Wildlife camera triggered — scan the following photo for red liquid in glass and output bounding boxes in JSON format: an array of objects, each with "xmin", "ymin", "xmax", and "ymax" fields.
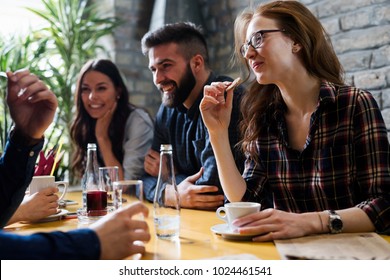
[{"xmin": 87, "ymin": 190, "xmax": 107, "ymax": 216}]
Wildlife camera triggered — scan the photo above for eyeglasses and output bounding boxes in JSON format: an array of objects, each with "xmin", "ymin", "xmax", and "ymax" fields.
[{"xmin": 240, "ymin": 29, "xmax": 285, "ymax": 57}]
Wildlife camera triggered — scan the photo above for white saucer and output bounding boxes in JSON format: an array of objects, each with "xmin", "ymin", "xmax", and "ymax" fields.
[
  {"xmin": 210, "ymin": 223, "xmax": 256, "ymax": 241},
  {"xmin": 37, "ymin": 209, "xmax": 69, "ymax": 223}
]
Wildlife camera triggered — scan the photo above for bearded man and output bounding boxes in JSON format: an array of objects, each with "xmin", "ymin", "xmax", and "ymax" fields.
[{"xmin": 141, "ymin": 22, "xmax": 244, "ymax": 210}]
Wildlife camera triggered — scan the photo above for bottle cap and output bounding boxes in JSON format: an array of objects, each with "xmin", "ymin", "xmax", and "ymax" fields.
[
  {"xmin": 87, "ymin": 143, "xmax": 97, "ymax": 149},
  {"xmin": 160, "ymin": 144, "xmax": 172, "ymax": 151}
]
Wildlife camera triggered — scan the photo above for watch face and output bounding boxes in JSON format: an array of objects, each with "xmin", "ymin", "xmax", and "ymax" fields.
[
  {"xmin": 332, "ymin": 218, "xmax": 343, "ymax": 231},
  {"xmin": 328, "ymin": 210, "xmax": 343, "ymax": 233}
]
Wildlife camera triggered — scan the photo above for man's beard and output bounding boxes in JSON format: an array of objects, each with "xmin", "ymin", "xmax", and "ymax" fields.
[{"xmin": 161, "ymin": 63, "xmax": 196, "ymax": 108}]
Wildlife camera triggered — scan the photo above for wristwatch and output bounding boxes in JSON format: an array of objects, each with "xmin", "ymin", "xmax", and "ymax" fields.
[{"xmin": 326, "ymin": 210, "xmax": 343, "ymax": 234}]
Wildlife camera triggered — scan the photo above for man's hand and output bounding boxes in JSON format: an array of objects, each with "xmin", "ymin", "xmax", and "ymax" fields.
[
  {"xmin": 144, "ymin": 148, "xmax": 160, "ymax": 177},
  {"xmin": 7, "ymin": 187, "xmax": 59, "ymax": 225},
  {"xmin": 165, "ymin": 168, "xmax": 225, "ymax": 210},
  {"xmin": 92, "ymin": 202, "xmax": 150, "ymax": 260},
  {"xmin": 6, "ymin": 69, "xmax": 58, "ymax": 139}
]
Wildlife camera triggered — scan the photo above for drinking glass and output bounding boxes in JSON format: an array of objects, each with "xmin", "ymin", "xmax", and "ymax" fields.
[
  {"xmin": 98, "ymin": 166, "xmax": 119, "ymax": 209},
  {"xmin": 113, "ymin": 180, "xmax": 143, "ymax": 211}
]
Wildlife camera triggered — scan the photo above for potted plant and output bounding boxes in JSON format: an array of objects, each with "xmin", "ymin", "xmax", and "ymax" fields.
[{"xmin": 0, "ymin": 0, "xmax": 122, "ymax": 183}]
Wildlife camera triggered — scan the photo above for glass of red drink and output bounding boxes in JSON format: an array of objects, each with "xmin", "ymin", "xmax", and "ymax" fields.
[{"xmin": 87, "ymin": 190, "xmax": 108, "ymax": 216}]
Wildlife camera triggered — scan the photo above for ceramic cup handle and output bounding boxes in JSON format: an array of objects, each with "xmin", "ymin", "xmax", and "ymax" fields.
[
  {"xmin": 54, "ymin": 181, "xmax": 69, "ymax": 200},
  {"xmin": 216, "ymin": 206, "xmax": 228, "ymax": 223}
]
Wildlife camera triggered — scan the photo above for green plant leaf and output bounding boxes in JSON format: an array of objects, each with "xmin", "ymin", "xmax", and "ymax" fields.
[{"xmin": 0, "ymin": 0, "xmax": 122, "ymax": 182}]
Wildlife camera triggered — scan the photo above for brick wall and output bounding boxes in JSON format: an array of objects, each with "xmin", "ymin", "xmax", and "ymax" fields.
[
  {"xmin": 303, "ymin": 0, "xmax": 390, "ymax": 134},
  {"xmin": 108, "ymin": 0, "xmax": 390, "ymax": 130}
]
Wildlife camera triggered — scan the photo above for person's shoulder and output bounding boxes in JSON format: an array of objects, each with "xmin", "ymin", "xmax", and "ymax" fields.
[
  {"xmin": 153, "ymin": 103, "xmax": 177, "ymax": 128},
  {"xmin": 132, "ymin": 107, "xmax": 153, "ymax": 122},
  {"xmin": 127, "ymin": 107, "xmax": 154, "ymax": 127},
  {"xmin": 333, "ymin": 83, "xmax": 374, "ymax": 100},
  {"xmin": 327, "ymin": 82, "xmax": 379, "ymax": 108}
]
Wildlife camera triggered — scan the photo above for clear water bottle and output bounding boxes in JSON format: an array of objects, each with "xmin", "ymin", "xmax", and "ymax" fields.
[
  {"xmin": 153, "ymin": 144, "xmax": 180, "ymax": 239},
  {"xmin": 82, "ymin": 143, "xmax": 106, "ymax": 215}
]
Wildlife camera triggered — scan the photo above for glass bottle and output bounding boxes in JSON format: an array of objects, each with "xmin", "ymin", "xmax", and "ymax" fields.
[
  {"xmin": 82, "ymin": 143, "xmax": 107, "ymax": 216},
  {"xmin": 153, "ymin": 144, "xmax": 180, "ymax": 239}
]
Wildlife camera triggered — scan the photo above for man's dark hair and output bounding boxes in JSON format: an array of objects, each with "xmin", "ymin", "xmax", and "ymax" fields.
[{"xmin": 141, "ymin": 22, "xmax": 209, "ymax": 67}]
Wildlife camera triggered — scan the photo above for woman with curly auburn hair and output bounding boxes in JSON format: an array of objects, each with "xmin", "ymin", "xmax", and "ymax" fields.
[{"xmin": 200, "ymin": 1, "xmax": 390, "ymax": 240}]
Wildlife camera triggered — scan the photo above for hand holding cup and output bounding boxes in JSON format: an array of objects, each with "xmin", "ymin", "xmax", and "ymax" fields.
[
  {"xmin": 216, "ymin": 202, "xmax": 261, "ymax": 230},
  {"xmin": 29, "ymin": 175, "xmax": 69, "ymax": 200}
]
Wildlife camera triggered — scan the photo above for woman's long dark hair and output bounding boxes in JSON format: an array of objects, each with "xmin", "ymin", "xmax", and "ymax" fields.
[{"xmin": 70, "ymin": 59, "xmax": 133, "ymax": 179}]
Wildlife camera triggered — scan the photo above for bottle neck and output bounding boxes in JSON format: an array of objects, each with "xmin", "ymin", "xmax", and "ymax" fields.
[
  {"xmin": 159, "ymin": 151, "xmax": 174, "ymax": 178},
  {"xmin": 155, "ymin": 148, "xmax": 179, "ymax": 209},
  {"xmin": 85, "ymin": 147, "xmax": 99, "ymax": 175}
]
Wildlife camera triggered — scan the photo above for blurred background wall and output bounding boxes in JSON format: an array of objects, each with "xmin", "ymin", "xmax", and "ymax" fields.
[
  {"xmin": 1, "ymin": 0, "xmax": 389, "ymax": 129},
  {"xmin": 102, "ymin": 0, "xmax": 390, "ymax": 134}
]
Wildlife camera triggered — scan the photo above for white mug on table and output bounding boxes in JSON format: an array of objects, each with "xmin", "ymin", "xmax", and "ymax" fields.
[
  {"xmin": 216, "ymin": 202, "xmax": 261, "ymax": 230},
  {"xmin": 29, "ymin": 175, "xmax": 69, "ymax": 200}
]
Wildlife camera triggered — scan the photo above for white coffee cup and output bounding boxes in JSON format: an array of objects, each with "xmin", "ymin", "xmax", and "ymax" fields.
[
  {"xmin": 29, "ymin": 175, "xmax": 69, "ymax": 200},
  {"xmin": 216, "ymin": 202, "xmax": 261, "ymax": 230}
]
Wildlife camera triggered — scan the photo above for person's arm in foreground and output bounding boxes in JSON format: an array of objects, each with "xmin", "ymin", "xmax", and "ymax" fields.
[
  {"xmin": 0, "ymin": 69, "xmax": 57, "ymax": 227},
  {"xmin": 6, "ymin": 187, "xmax": 59, "ymax": 225},
  {"xmin": 0, "ymin": 202, "xmax": 150, "ymax": 260}
]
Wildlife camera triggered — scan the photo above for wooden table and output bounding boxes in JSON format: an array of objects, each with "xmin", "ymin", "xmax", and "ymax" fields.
[
  {"xmin": 4, "ymin": 190, "xmax": 280, "ymax": 260},
  {"xmin": 5, "ymin": 190, "xmax": 390, "ymax": 260}
]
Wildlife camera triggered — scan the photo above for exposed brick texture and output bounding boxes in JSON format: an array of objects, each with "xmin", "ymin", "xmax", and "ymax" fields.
[{"xmin": 103, "ymin": 0, "xmax": 390, "ymax": 133}]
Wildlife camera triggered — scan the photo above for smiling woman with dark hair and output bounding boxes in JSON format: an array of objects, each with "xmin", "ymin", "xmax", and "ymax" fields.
[
  {"xmin": 70, "ymin": 59, "xmax": 153, "ymax": 181},
  {"xmin": 0, "ymin": 69, "xmax": 150, "ymax": 260}
]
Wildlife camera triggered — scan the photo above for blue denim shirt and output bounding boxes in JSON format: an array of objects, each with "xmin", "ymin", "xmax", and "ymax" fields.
[
  {"xmin": 142, "ymin": 73, "xmax": 245, "ymax": 202},
  {"xmin": 0, "ymin": 137, "xmax": 100, "ymax": 259},
  {"xmin": 0, "ymin": 136, "xmax": 43, "ymax": 227}
]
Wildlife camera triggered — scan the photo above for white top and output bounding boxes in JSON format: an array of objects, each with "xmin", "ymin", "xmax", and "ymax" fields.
[{"xmin": 122, "ymin": 108, "xmax": 154, "ymax": 180}]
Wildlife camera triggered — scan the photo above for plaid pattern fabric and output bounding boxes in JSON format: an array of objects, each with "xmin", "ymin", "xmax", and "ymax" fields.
[{"xmin": 242, "ymin": 82, "xmax": 390, "ymax": 233}]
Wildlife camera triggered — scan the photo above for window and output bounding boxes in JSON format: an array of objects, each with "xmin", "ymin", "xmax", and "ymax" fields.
[{"xmin": 0, "ymin": 0, "xmax": 45, "ymax": 37}]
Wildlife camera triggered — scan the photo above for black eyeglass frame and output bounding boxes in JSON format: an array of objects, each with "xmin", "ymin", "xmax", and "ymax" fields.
[{"xmin": 240, "ymin": 29, "xmax": 286, "ymax": 57}]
